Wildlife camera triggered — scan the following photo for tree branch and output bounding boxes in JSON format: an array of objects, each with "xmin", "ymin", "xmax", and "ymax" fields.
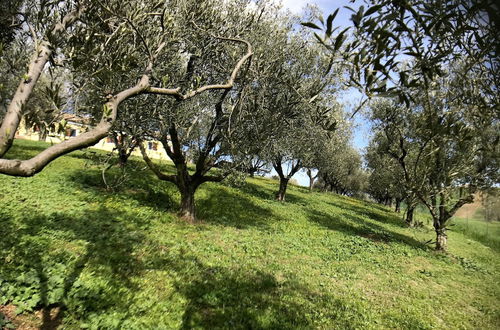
[
  {"xmin": 139, "ymin": 142, "xmax": 177, "ymax": 184},
  {"xmin": 0, "ymin": 75, "xmax": 150, "ymax": 176},
  {"xmin": 0, "ymin": 4, "xmax": 86, "ymax": 157},
  {"xmin": 146, "ymin": 34, "xmax": 252, "ymax": 100}
]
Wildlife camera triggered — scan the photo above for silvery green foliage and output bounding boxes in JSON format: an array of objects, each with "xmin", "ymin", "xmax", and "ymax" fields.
[
  {"xmin": 365, "ymin": 130, "xmax": 406, "ymax": 204},
  {"xmin": 369, "ymin": 62, "xmax": 499, "ymax": 248},
  {"xmin": 244, "ymin": 18, "xmax": 348, "ymax": 181}
]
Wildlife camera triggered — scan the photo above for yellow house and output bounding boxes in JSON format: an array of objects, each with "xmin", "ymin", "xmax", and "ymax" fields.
[{"xmin": 15, "ymin": 114, "xmax": 169, "ymax": 160}]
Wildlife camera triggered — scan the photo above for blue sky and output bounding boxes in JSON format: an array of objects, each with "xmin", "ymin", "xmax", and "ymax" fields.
[
  {"xmin": 280, "ymin": 0, "xmax": 358, "ymax": 27},
  {"xmin": 270, "ymin": 0, "xmax": 371, "ymax": 187}
]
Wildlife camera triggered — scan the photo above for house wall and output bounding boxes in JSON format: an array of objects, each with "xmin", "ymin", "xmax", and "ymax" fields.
[{"xmin": 15, "ymin": 118, "xmax": 170, "ymax": 160}]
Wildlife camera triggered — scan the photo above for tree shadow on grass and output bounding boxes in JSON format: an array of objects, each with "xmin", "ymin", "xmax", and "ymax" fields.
[
  {"xmin": 327, "ymin": 199, "xmax": 406, "ymax": 228},
  {"xmin": 66, "ymin": 167, "xmax": 178, "ymax": 212},
  {"xmin": 67, "ymin": 168, "xmax": 302, "ymax": 230},
  {"xmin": 197, "ymin": 185, "xmax": 280, "ymax": 229},
  {"xmin": 144, "ymin": 251, "xmax": 371, "ymax": 329},
  {"xmin": 0, "ymin": 206, "xmax": 147, "ymax": 329},
  {"xmin": 0, "ymin": 206, "xmax": 372, "ymax": 329},
  {"xmin": 239, "ymin": 180, "xmax": 309, "ymax": 205},
  {"xmin": 306, "ymin": 208, "xmax": 428, "ymax": 251}
]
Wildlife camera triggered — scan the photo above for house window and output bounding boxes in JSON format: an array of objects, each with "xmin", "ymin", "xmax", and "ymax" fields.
[
  {"xmin": 148, "ymin": 142, "xmax": 158, "ymax": 151},
  {"xmin": 65, "ymin": 128, "xmax": 76, "ymax": 136}
]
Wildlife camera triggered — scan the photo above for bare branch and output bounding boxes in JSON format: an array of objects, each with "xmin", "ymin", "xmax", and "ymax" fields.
[
  {"xmin": 0, "ymin": 75, "xmax": 150, "ymax": 176},
  {"xmin": 139, "ymin": 142, "xmax": 177, "ymax": 184},
  {"xmin": 147, "ymin": 34, "xmax": 253, "ymax": 100}
]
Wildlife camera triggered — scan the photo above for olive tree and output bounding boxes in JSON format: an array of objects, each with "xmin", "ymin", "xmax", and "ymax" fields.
[
  {"xmin": 106, "ymin": 0, "xmax": 289, "ymax": 221},
  {"xmin": 365, "ymin": 130, "xmax": 418, "ymax": 223},
  {"xmin": 311, "ymin": 0, "xmax": 499, "ymax": 250},
  {"xmin": 252, "ymin": 26, "xmax": 345, "ymax": 201},
  {"xmin": 0, "ymin": 0, "xmax": 252, "ymax": 177},
  {"xmin": 317, "ymin": 143, "xmax": 366, "ymax": 197},
  {"xmin": 370, "ymin": 67, "xmax": 499, "ymax": 250}
]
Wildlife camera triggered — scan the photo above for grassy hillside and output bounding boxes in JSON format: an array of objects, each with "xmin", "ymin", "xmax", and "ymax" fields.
[{"xmin": 1, "ymin": 140, "xmax": 499, "ymax": 329}]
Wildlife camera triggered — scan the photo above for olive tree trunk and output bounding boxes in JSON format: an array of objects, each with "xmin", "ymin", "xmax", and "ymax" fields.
[
  {"xmin": 272, "ymin": 158, "xmax": 301, "ymax": 202},
  {"xmin": 405, "ymin": 204, "xmax": 416, "ymax": 227},
  {"xmin": 395, "ymin": 198, "xmax": 402, "ymax": 213},
  {"xmin": 435, "ymin": 226, "xmax": 447, "ymax": 251},
  {"xmin": 179, "ymin": 184, "xmax": 196, "ymax": 223},
  {"xmin": 276, "ymin": 177, "xmax": 289, "ymax": 201},
  {"xmin": 424, "ymin": 192, "xmax": 474, "ymax": 251}
]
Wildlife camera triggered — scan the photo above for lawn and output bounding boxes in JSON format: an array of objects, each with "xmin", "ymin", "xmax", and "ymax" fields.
[{"xmin": 1, "ymin": 139, "xmax": 499, "ymax": 329}]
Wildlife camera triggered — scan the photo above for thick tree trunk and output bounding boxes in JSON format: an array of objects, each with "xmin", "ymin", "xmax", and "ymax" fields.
[
  {"xmin": 435, "ymin": 227, "xmax": 447, "ymax": 251},
  {"xmin": 276, "ymin": 177, "xmax": 289, "ymax": 201},
  {"xmin": 405, "ymin": 205, "xmax": 416, "ymax": 227},
  {"xmin": 179, "ymin": 187, "xmax": 196, "ymax": 223}
]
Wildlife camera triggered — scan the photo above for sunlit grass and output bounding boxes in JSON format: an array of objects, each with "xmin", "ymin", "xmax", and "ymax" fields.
[{"xmin": 0, "ymin": 139, "xmax": 499, "ymax": 329}]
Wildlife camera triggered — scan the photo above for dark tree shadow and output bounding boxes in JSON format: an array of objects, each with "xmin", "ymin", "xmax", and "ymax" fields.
[
  {"xmin": 0, "ymin": 206, "xmax": 147, "ymax": 329},
  {"xmin": 0, "ymin": 205, "xmax": 374, "ymax": 329},
  {"xmin": 327, "ymin": 199, "xmax": 406, "ymax": 228},
  {"xmin": 306, "ymin": 208, "xmax": 429, "ymax": 251},
  {"xmin": 239, "ymin": 181, "xmax": 309, "ymax": 205},
  {"xmin": 67, "ymin": 167, "xmax": 178, "ymax": 213},
  {"xmin": 142, "ymin": 252, "xmax": 370, "ymax": 329},
  {"xmin": 197, "ymin": 185, "xmax": 279, "ymax": 229}
]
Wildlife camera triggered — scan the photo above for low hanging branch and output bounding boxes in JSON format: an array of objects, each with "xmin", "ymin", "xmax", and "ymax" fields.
[
  {"xmin": 0, "ymin": 30, "xmax": 253, "ymax": 177},
  {"xmin": 0, "ymin": 75, "xmax": 150, "ymax": 176},
  {"xmin": 0, "ymin": 4, "xmax": 86, "ymax": 158}
]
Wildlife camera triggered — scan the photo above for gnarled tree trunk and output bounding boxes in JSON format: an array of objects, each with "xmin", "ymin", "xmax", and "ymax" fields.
[
  {"xmin": 272, "ymin": 158, "xmax": 301, "ymax": 202},
  {"xmin": 435, "ymin": 227, "xmax": 447, "ymax": 251},
  {"xmin": 179, "ymin": 185, "xmax": 196, "ymax": 223},
  {"xmin": 405, "ymin": 204, "xmax": 416, "ymax": 227},
  {"xmin": 276, "ymin": 177, "xmax": 289, "ymax": 201}
]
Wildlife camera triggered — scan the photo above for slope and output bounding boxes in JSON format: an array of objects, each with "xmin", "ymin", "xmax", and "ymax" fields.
[{"xmin": 0, "ymin": 139, "xmax": 499, "ymax": 329}]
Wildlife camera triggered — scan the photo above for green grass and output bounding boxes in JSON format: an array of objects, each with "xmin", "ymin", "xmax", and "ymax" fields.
[
  {"xmin": 449, "ymin": 217, "xmax": 500, "ymax": 252},
  {"xmin": 1, "ymin": 139, "xmax": 499, "ymax": 329}
]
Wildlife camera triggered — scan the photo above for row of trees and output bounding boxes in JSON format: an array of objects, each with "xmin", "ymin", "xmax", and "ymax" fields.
[
  {"xmin": 1, "ymin": 0, "xmax": 498, "ymax": 250},
  {"xmin": 0, "ymin": 0, "xmax": 356, "ymax": 222},
  {"xmin": 323, "ymin": 0, "xmax": 499, "ymax": 250}
]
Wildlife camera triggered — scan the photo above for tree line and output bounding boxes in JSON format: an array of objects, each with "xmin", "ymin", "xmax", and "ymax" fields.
[{"xmin": 0, "ymin": 0, "xmax": 498, "ymax": 250}]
